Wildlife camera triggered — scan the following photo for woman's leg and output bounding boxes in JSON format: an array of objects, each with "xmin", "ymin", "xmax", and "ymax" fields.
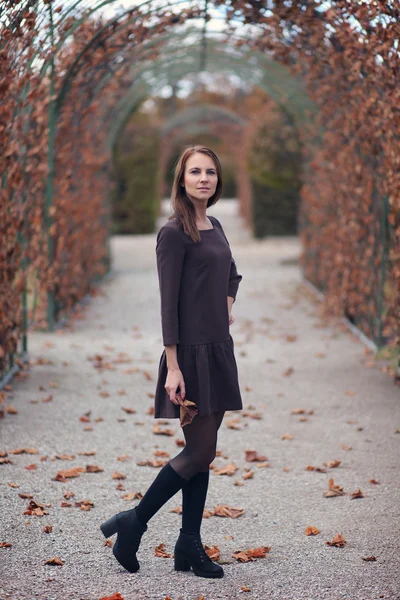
[
  {"xmin": 181, "ymin": 410, "xmax": 225, "ymax": 534},
  {"xmin": 134, "ymin": 412, "xmax": 221, "ymax": 527}
]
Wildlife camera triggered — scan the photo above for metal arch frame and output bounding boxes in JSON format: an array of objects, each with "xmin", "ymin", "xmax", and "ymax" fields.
[{"xmin": 161, "ymin": 103, "xmax": 247, "ymax": 134}]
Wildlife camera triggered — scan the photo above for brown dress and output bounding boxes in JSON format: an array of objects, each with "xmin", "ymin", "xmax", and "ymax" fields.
[{"xmin": 154, "ymin": 214, "xmax": 243, "ymax": 419}]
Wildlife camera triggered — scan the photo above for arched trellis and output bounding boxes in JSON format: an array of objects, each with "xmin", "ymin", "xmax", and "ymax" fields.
[{"xmin": 1, "ymin": 0, "xmax": 399, "ymax": 386}]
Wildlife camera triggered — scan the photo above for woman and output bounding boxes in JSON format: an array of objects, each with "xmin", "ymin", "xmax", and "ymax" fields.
[{"xmin": 100, "ymin": 145, "xmax": 243, "ymax": 579}]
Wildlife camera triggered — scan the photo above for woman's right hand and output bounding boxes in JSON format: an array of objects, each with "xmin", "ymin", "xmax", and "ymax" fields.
[{"xmin": 165, "ymin": 368, "xmax": 186, "ymax": 405}]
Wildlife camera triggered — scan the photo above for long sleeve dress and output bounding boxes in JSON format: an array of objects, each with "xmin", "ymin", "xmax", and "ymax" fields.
[{"xmin": 154, "ymin": 214, "xmax": 243, "ymax": 419}]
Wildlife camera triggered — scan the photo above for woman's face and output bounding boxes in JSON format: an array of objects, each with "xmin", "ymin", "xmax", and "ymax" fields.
[{"xmin": 182, "ymin": 152, "xmax": 218, "ymax": 204}]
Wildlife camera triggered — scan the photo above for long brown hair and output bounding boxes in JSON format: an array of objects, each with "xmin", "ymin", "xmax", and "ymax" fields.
[{"xmin": 167, "ymin": 145, "xmax": 223, "ymax": 243}]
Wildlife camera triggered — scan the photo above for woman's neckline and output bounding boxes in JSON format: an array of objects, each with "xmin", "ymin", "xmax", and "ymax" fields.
[{"xmin": 198, "ymin": 216, "xmax": 215, "ymax": 231}]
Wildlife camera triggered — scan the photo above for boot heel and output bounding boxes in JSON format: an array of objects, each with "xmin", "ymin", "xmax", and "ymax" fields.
[
  {"xmin": 174, "ymin": 552, "xmax": 191, "ymax": 571},
  {"xmin": 100, "ymin": 514, "xmax": 118, "ymax": 538}
]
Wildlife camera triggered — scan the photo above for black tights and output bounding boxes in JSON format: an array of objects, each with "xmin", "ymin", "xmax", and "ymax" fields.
[
  {"xmin": 170, "ymin": 410, "xmax": 225, "ymax": 479},
  {"xmin": 135, "ymin": 410, "xmax": 225, "ymax": 528}
]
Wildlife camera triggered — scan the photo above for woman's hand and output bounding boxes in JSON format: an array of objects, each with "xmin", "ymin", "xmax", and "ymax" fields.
[
  {"xmin": 165, "ymin": 368, "xmax": 186, "ymax": 405},
  {"xmin": 229, "ymin": 313, "xmax": 235, "ymax": 325}
]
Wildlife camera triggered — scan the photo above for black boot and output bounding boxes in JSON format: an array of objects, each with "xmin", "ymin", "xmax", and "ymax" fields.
[
  {"xmin": 100, "ymin": 507, "xmax": 147, "ymax": 573},
  {"xmin": 174, "ymin": 528, "xmax": 224, "ymax": 578}
]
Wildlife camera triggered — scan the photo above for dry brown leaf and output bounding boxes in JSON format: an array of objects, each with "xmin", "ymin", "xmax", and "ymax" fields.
[
  {"xmin": 350, "ymin": 488, "xmax": 364, "ymax": 499},
  {"xmin": 305, "ymin": 526, "xmax": 321, "ymax": 536},
  {"xmin": 323, "ymin": 477, "xmax": 345, "ymax": 497},
  {"xmin": 121, "ymin": 491, "xmax": 142, "ymax": 501},
  {"xmin": 245, "ymin": 450, "xmax": 268, "ymax": 462},
  {"xmin": 323, "ymin": 460, "xmax": 341, "ymax": 468},
  {"xmin": 9, "ymin": 448, "xmax": 38, "ymax": 455},
  {"xmin": 232, "ymin": 546, "xmax": 271, "ymax": 562},
  {"xmin": 213, "ymin": 463, "xmax": 238, "ymax": 476},
  {"xmin": 213, "ymin": 505, "xmax": 244, "ymax": 519},
  {"xmin": 112, "ymin": 471, "xmax": 126, "ymax": 480},
  {"xmin": 243, "ymin": 470, "xmax": 254, "ymax": 480},
  {"xmin": 326, "ymin": 533, "xmax": 347, "ymax": 547},
  {"xmin": 153, "ymin": 424, "xmax": 174, "ymax": 436},
  {"xmin": 44, "ymin": 556, "xmax": 64, "ymax": 566},
  {"xmin": 204, "ymin": 544, "xmax": 220, "ymax": 560},
  {"xmin": 281, "ymin": 433, "xmax": 293, "ymax": 440},
  {"xmin": 154, "ymin": 543, "xmax": 171, "ymax": 558},
  {"xmin": 121, "ymin": 407, "xmax": 136, "ymax": 414}
]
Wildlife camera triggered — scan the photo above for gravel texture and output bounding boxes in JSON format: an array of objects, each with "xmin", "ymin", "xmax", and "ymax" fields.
[{"xmin": 0, "ymin": 200, "xmax": 399, "ymax": 600}]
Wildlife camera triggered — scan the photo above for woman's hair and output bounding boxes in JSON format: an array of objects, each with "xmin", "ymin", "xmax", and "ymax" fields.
[{"xmin": 168, "ymin": 145, "xmax": 223, "ymax": 243}]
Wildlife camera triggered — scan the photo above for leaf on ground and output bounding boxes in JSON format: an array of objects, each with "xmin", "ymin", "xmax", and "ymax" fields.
[
  {"xmin": 0, "ymin": 542, "xmax": 12, "ymax": 548},
  {"xmin": 326, "ymin": 533, "xmax": 347, "ymax": 547},
  {"xmin": 8, "ymin": 482, "xmax": 19, "ymax": 488},
  {"xmin": 25, "ymin": 464, "xmax": 37, "ymax": 470},
  {"xmin": 85, "ymin": 464, "xmax": 104, "ymax": 473},
  {"xmin": 369, "ymin": 479, "xmax": 380, "ymax": 485},
  {"xmin": 24, "ymin": 499, "xmax": 50, "ymax": 517},
  {"xmin": 204, "ymin": 544, "xmax": 220, "ymax": 560},
  {"xmin": 305, "ymin": 526, "xmax": 321, "ymax": 535},
  {"xmin": 350, "ymin": 488, "xmax": 364, "ymax": 499},
  {"xmin": 121, "ymin": 491, "xmax": 142, "ymax": 501},
  {"xmin": 76, "ymin": 450, "xmax": 96, "ymax": 456},
  {"xmin": 226, "ymin": 418, "xmax": 244, "ymax": 430},
  {"xmin": 43, "ymin": 525, "xmax": 53, "ymax": 533},
  {"xmin": 232, "ymin": 546, "xmax": 271, "ymax": 562},
  {"xmin": 153, "ymin": 424, "xmax": 174, "ymax": 436},
  {"xmin": 361, "ymin": 555, "xmax": 377, "ymax": 561},
  {"xmin": 341, "ymin": 444, "xmax": 352, "ymax": 451},
  {"xmin": 281, "ymin": 433, "xmax": 293, "ymax": 440},
  {"xmin": 75, "ymin": 499, "xmax": 94, "ymax": 511},
  {"xmin": 213, "ymin": 463, "xmax": 238, "ymax": 476},
  {"xmin": 323, "ymin": 477, "xmax": 345, "ymax": 497},
  {"xmin": 154, "ymin": 543, "xmax": 171, "ymax": 558},
  {"xmin": 242, "ymin": 470, "xmax": 254, "ymax": 480},
  {"xmin": 55, "ymin": 454, "xmax": 75, "ymax": 461},
  {"xmin": 112, "ymin": 471, "xmax": 126, "ymax": 480},
  {"xmin": 306, "ymin": 465, "xmax": 327, "ymax": 473},
  {"xmin": 55, "ymin": 467, "xmax": 85, "ymax": 481},
  {"xmin": 136, "ymin": 458, "xmax": 169, "ymax": 468},
  {"xmin": 117, "ymin": 454, "xmax": 130, "ymax": 461},
  {"xmin": 9, "ymin": 448, "xmax": 38, "ymax": 455},
  {"xmin": 170, "ymin": 505, "xmax": 182, "ymax": 514},
  {"xmin": 44, "ymin": 556, "xmax": 64, "ymax": 566},
  {"xmin": 121, "ymin": 407, "xmax": 136, "ymax": 414},
  {"xmin": 241, "ymin": 411, "xmax": 263, "ymax": 419},
  {"xmin": 323, "ymin": 460, "xmax": 341, "ymax": 468},
  {"xmin": 245, "ymin": 450, "xmax": 268, "ymax": 462},
  {"xmin": 99, "ymin": 593, "xmax": 124, "ymax": 600},
  {"xmin": 282, "ymin": 367, "xmax": 294, "ymax": 377},
  {"xmin": 153, "ymin": 450, "xmax": 170, "ymax": 457},
  {"xmin": 213, "ymin": 505, "xmax": 244, "ymax": 519}
]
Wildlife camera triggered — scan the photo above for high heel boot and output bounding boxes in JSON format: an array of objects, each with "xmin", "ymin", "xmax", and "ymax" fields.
[
  {"xmin": 174, "ymin": 528, "xmax": 224, "ymax": 578},
  {"xmin": 100, "ymin": 507, "xmax": 147, "ymax": 573}
]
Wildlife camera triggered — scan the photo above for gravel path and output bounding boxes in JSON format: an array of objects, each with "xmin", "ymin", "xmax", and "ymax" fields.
[{"xmin": 0, "ymin": 200, "xmax": 399, "ymax": 600}]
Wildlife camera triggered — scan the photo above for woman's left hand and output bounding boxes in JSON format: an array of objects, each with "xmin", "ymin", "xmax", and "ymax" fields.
[{"xmin": 229, "ymin": 313, "xmax": 234, "ymax": 325}]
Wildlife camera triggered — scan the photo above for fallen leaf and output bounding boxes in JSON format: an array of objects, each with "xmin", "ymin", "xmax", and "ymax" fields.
[
  {"xmin": 326, "ymin": 533, "xmax": 347, "ymax": 547},
  {"xmin": 213, "ymin": 463, "xmax": 238, "ymax": 476},
  {"xmin": 323, "ymin": 477, "xmax": 345, "ymax": 497},
  {"xmin": 154, "ymin": 543, "xmax": 171, "ymax": 558},
  {"xmin": 213, "ymin": 505, "xmax": 244, "ymax": 519},
  {"xmin": 305, "ymin": 526, "xmax": 321, "ymax": 535}
]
